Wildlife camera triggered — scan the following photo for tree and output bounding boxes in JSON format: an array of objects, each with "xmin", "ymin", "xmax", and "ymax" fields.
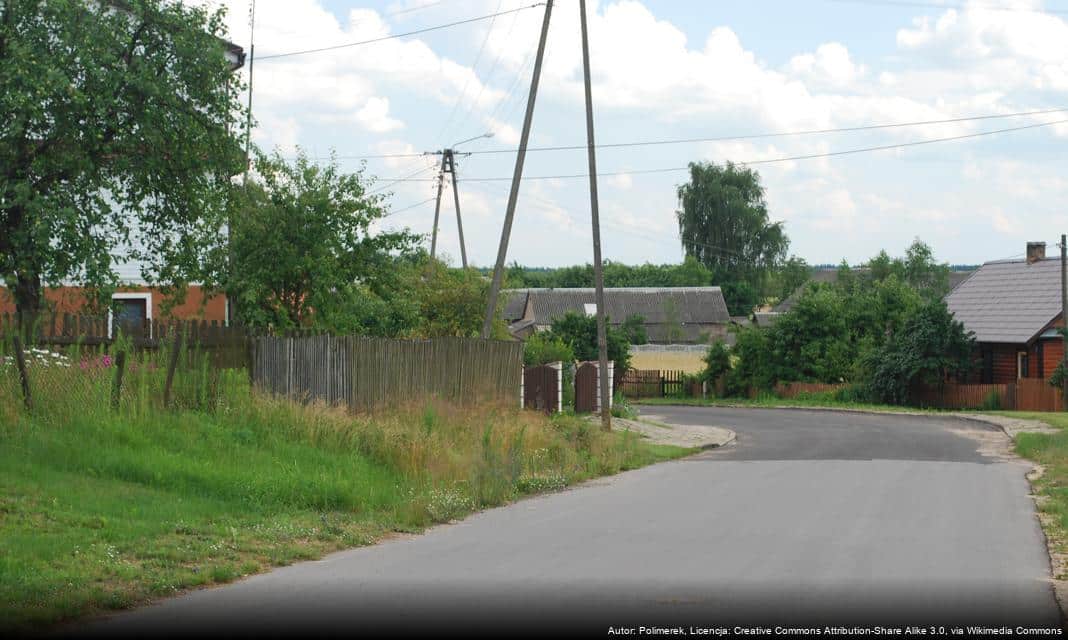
[
  {"xmin": 701, "ymin": 339, "xmax": 731, "ymax": 383},
  {"xmin": 229, "ymin": 150, "xmax": 416, "ymax": 330},
  {"xmin": 523, "ymin": 332, "xmax": 575, "ymax": 366},
  {"xmin": 769, "ymin": 255, "xmax": 811, "ymax": 305},
  {"xmin": 676, "ymin": 161, "xmax": 789, "ymax": 313},
  {"xmin": 863, "ymin": 301, "xmax": 975, "ymax": 405},
  {"xmin": 546, "ymin": 311, "xmax": 632, "ymax": 376},
  {"xmin": 1, "ymin": 1, "xmax": 246, "ymax": 317},
  {"xmin": 621, "ymin": 314, "xmax": 648, "ymax": 345}
]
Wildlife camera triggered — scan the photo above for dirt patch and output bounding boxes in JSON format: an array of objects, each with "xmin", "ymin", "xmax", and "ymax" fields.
[{"xmin": 607, "ymin": 416, "xmax": 734, "ymax": 449}]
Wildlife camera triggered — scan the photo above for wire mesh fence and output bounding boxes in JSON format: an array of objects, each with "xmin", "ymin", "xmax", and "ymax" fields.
[{"xmin": 0, "ymin": 332, "xmax": 248, "ymax": 423}]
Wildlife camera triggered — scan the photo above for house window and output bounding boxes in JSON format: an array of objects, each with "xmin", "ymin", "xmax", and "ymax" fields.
[
  {"xmin": 1017, "ymin": 351, "xmax": 1029, "ymax": 379},
  {"xmin": 110, "ymin": 293, "xmax": 152, "ymax": 338},
  {"xmin": 1037, "ymin": 342, "xmax": 1045, "ymax": 380}
]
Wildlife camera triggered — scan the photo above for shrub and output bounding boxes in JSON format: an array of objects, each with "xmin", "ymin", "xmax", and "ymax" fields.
[
  {"xmin": 700, "ymin": 339, "xmax": 731, "ymax": 383},
  {"xmin": 523, "ymin": 332, "xmax": 575, "ymax": 367}
]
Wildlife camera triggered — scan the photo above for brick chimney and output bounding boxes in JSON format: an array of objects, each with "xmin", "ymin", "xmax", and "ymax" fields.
[{"xmin": 1027, "ymin": 241, "xmax": 1046, "ymax": 264}]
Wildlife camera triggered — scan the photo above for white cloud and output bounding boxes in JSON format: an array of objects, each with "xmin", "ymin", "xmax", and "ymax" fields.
[{"xmin": 355, "ymin": 97, "xmax": 404, "ymax": 133}]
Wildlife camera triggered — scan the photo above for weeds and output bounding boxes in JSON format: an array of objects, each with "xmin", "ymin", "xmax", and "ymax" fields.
[{"xmin": 0, "ymin": 358, "xmax": 689, "ymax": 632}]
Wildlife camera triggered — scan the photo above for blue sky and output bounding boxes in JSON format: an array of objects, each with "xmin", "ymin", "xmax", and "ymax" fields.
[{"xmin": 199, "ymin": 0, "xmax": 1068, "ymax": 267}]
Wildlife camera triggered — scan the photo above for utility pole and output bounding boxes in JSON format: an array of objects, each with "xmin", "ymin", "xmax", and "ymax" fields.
[
  {"xmin": 579, "ymin": 0, "xmax": 610, "ymax": 431},
  {"xmin": 1061, "ymin": 234, "xmax": 1066, "ymax": 409},
  {"xmin": 232, "ymin": 0, "xmax": 256, "ymax": 328},
  {"xmin": 429, "ymin": 151, "xmax": 448, "ymax": 261},
  {"xmin": 428, "ymin": 134, "xmax": 490, "ymax": 268},
  {"xmin": 447, "ymin": 150, "xmax": 468, "ymax": 269},
  {"xmin": 482, "ymin": 0, "xmax": 554, "ymax": 338}
]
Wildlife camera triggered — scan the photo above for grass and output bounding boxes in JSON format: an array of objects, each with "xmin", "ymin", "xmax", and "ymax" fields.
[
  {"xmin": 0, "ymin": 348, "xmax": 690, "ymax": 632},
  {"xmin": 998, "ymin": 411, "xmax": 1068, "ymax": 580}
]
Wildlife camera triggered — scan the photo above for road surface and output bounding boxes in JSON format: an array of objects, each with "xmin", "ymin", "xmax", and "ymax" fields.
[{"xmin": 76, "ymin": 407, "xmax": 1061, "ymax": 635}]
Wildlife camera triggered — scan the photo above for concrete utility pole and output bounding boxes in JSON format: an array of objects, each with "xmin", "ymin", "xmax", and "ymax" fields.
[
  {"xmin": 482, "ymin": 0, "xmax": 554, "ymax": 338},
  {"xmin": 447, "ymin": 151, "xmax": 468, "ymax": 269},
  {"xmin": 428, "ymin": 134, "xmax": 490, "ymax": 268},
  {"xmin": 1061, "ymin": 234, "xmax": 1066, "ymax": 409},
  {"xmin": 429, "ymin": 151, "xmax": 448, "ymax": 261},
  {"xmin": 579, "ymin": 0, "xmax": 610, "ymax": 431}
]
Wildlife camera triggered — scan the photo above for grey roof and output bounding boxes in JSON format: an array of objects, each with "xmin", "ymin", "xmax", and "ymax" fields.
[
  {"xmin": 503, "ymin": 287, "xmax": 730, "ymax": 326},
  {"xmin": 944, "ymin": 258, "xmax": 1061, "ymax": 344},
  {"xmin": 753, "ymin": 312, "xmax": 782, "ymax": 328}
]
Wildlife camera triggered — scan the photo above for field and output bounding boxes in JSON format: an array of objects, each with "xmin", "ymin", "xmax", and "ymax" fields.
[
  {"xmin": 0, "ymin": 345, "xmax": 689, "ymax": 631},
  {"xmin": 629, "ymin": 350, "xmax": 705, "ymax": 374}
]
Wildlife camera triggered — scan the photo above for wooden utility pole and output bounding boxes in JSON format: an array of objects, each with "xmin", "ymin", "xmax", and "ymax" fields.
[
  {"xmin": 579, "ymin": 0, "xmax": 610, "ymax": 431},
  {"xmin": 482, "ymin": 0, "xmax": 554, "ymax": 338},
  {"xmin": 1061, "ymin": 234, "xmax": 1066, "ymax": 409}
]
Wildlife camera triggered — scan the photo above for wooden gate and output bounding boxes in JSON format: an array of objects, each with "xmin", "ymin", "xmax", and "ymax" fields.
[
  {"xmin": 575, "ymin": 362, "xmax": 598, "ymax": 413},
  {"xmin": 523, "ymin": 365, "xmax": 559, "ymax": 414}
]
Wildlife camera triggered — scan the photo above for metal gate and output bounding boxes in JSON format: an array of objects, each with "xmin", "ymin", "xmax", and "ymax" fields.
[
  {"xmin": 523, "ymin": 365, "xmax": 559, "ymax": 414},
  {"xmin": 575, "ymin": 362, "xmax": 598, "ymax": 413}
]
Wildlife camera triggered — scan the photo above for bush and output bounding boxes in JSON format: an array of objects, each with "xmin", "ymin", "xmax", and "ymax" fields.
[
  {"xmin": 700, "ymin": 339, "xmax": 731, "ymax": 383},
  {"xmin": 523, "ymin": 332, "xmax": 575, "ymax": 367}
]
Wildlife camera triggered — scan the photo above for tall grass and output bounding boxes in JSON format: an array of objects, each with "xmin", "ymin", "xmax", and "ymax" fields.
[{"xmin": 0, "ymin": 345, "xmax": 688, "ymax": 631}]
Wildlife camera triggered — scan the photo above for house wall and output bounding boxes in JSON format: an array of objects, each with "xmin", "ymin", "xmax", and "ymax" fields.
[{"xmin": 0, "ymin": 285, "xmax": 227, "ymax": 323}]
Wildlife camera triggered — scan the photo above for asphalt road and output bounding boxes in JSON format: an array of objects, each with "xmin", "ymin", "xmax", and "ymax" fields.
[{"xmin": 74, "ymin": 407, "xmax": 1061, "ymax": 635}]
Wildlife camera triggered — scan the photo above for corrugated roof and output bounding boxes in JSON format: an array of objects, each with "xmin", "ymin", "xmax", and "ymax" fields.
[
  {"xmin": 504, "ymin": 287, "xmax": 729, "ymax": 325},
  {"xmin": 945, "ymin": 258, "xmax": 1061, "ymax": 343}
]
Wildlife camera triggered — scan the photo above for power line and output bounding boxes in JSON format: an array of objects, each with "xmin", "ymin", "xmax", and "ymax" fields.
[
  {"xmin": 827, "ymin": 0, "xmax": 1068, "ymax": 15},
  {"xmin": 328, "ymin": 106, "xmax": 1068, "ymax": 160},
  {"xmin": 385, "ymin": 197, "xmax": 438, "ymax": 217},
  {"xmin": 257, "ymin": 3, "xmax": 546, "ymax": 61},
  {"xmin": 372, "ymin": 116, "xmax": 1068, "ymax": 182},
  {"xmin": 431, "ymin": 0, "xmax": 505, "ymax": 146},
  {"xmin": 366, "ymin": 162, "xmax": 438, "ymax": 195}
]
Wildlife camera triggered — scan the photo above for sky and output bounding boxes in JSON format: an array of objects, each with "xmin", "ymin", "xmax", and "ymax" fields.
[{"xmin": 192, "ymin": 0, "xmax": 1068, "ymax": 268}]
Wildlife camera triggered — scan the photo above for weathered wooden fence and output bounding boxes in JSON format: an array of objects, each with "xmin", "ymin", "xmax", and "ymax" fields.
[
  {"xmin": 249, "ymin": 335, "xmax": 523, "ymax": 412},
  {"xmin": 523, "ymin": 364, "xmax": 561, "ymax": 414}
]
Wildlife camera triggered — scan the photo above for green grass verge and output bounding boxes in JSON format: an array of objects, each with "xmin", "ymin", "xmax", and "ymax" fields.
[
  {"xmin": 1001, "ymin": 412, "xmax": 1068, "ymax": 580},
  {"xmin": 0, "ymin": 367, "xmax": 689, "ymax": 632}
]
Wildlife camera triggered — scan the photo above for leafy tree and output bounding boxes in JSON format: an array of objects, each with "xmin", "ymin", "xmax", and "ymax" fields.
[
  {"xmin": 863, "ymin": 301, "xmax": 975, "ymax": 405},
  {"xmin": 676, "ymin": 161, "xmax": 789, "ymax": 313},
  {"xmin": 1, "ymin": 0, "xmax": 246, "ymax": 317},
  {"xmin": 769, "ymin": 255, "xmax": 811, "ymax": 305},
  {"xmin": 621, "ymin": 314, "xmax": 648, "ymax": 345},
  {"xmin": 701, "ymin": 339, "xmax": 731, "ymax": 383},
  {"xmin": 523, "ymin": 332, "xmax": 575, "ymax": 366},
  {"xmin": 229, "ymin": 150, "xmax": 416, "ymax": 329},
  {"xmin": 408, "ymin": 259, "xmax": 508, "ymax": 338},
  {"xmin": 546, "ymin": 311, "xmax": 632, "ymax": 376}
]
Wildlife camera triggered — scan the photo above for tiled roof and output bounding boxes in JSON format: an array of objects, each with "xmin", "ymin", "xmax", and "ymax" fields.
[
  {"xmin": 945, "ymin": 258, "xmax": 1061, "ymax": 344},
  {"xmin": 502, "ymin": 287, "xmax": 730, "ymax": 327}
]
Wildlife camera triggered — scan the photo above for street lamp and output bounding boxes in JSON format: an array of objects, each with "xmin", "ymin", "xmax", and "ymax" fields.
[{"xmin": 451, "ymin": 132, "xmax": 494, "ymax": 149}]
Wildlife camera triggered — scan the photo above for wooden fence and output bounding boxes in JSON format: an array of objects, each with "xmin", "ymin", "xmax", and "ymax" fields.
[
  {"xmin": 619, "ymin": 369, "xmax": 686, "ymax": 398},
  {"xmin": 0, "ymin": 312, "xmax": 249, "ymax": 368},
  {"xmin": 249, "ymin": 335, "xmax": 523, "ymax": 412},
  {"xmin": 914, "ymin": 380, "xmax": 1063, "ymax": 411}
]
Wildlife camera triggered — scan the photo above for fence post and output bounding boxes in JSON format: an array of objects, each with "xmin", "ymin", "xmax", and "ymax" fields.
[
  {"xmin": 111, "ymin": 351, "xmax": 126, "ymax": 412},
  {"xmin": 12, "ymin": 335, "xmax": 32, "ymax": 410},
  {"xmin": 163, "ymin": 332, "xmax": 183, "ymax": 409}
]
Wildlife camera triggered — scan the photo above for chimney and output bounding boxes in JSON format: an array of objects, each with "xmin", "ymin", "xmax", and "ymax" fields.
[{"xmin": 1027, "ymin": 242, "xmax": 1046, "ymax": 264}]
